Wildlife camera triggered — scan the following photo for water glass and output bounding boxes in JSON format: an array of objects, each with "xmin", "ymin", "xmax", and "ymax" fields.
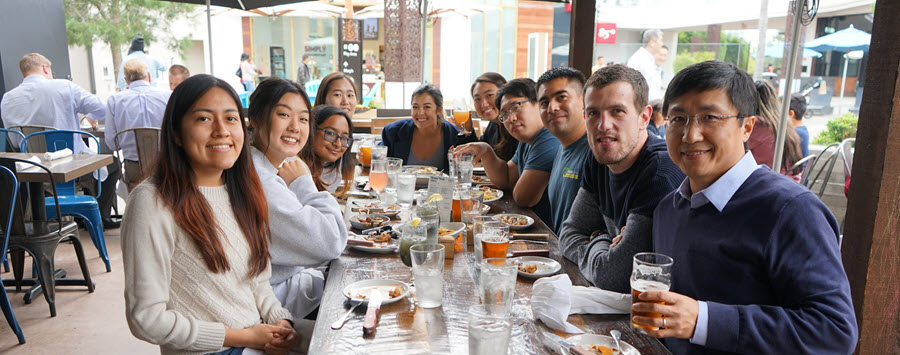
[
  {"xmin": 630, "ymin": 252, "xmax": 673, "ymax": 332},
  {"xmin": 416, "ymin": 203, "xmax": 441, "ymax": 244},
  {"xmin": 447, "ymin": 150, "xmax": 458, "ymax": 180},
  {"xmin": 468, "ymin": 304, "xmax": 512, "ymax": 355},
  {"xmin": 396, "ymin": 173, "xmax": 417, "ymax": 208},
  {"xmin": 386, "ymin": 157, "xmax": 403, "ymax": 188},
  {"xmin": 371, "ymin": 145, "xmax": 388, "ymax": 161},
  {"xmin": 427, "ymin": 175, "xmax": 455, "ymax": 223},
  {"xmin": 411, "ymin": 244, "xmax": 445, "ymax": 308},
  {"xmin": 479, "ymin": 258, "xmax": 517, "ymax": 316},
  {"xmin": 457, "ymin": 154, "xmax": 475, "ymax": 188}
]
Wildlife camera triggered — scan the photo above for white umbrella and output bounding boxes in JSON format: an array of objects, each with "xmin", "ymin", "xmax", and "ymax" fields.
[{"xmin": 248, "ymin": 1, "xmax": 347, "ymax": 17}]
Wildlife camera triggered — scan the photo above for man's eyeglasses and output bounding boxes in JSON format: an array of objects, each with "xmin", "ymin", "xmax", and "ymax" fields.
[
  {"xmin": 498, "ymin": 99, "xmax": 531, "ymax": 123},
  {"xmin": 317, "ymin": 128, "xmax": 353, "ymax": 148},
  {"xmin": 664, "ymin": 113, "xmax": 742, "ymax": 131}
]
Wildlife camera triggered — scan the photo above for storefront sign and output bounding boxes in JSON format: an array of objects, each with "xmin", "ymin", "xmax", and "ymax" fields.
[
  {"xmin": 340, "ymin": 18, "xmax": 364, "ymax": 103},
  {"xmin": 595, "ymin": 23, "xmax": 617, "ymax": 44}
]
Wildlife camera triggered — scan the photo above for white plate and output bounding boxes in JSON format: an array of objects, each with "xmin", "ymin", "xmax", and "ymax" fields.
[
  {"xmin": 480, "ymin": 187, "xmax": 503, "ymax": 204},
  {"xmin": 352, "ymin": 200, "xmax": 401, "ymax": 217},
  {"xmin": 349, "ymin": 213, "xmax": 390, "ymax": 230},
  {"xmin": 343, "ymin": 279, "xmax": 410, "ymax": 305},
  {"xmin": 566, "ymin": 334, "xmax": 641, "ymax": 355},
  {"xmin": 438, "ymin": 222, "xmax": 466, "ymax": 238},
  {"xmin": 510, "ymin": 256, "xmax": 561, "ymax": 279},
  {"xmin": 347, "ymin": 235, "xmax": 397, "ymax": 254},
  {"xmin": 495, "ymin": 213, "xmax": 534, "ymax": 230}
]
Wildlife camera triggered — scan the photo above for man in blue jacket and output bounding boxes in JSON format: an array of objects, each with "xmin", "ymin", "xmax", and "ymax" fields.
[{"xmin": 633, "ymin": 60, "xmax": 857, "ymax": 354}]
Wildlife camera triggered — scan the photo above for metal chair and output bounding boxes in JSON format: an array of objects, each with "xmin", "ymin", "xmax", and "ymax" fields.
[
  {"xmin": 7, "ymin": 125, "xmax": 56, "ymax": 152},
  {"xmin": 21, "ymin": 130, "xmax": 111, "ymax": 272},
  {"xmin": 804, "ymin": 143, "xmax": 841, "ymax": 199},
  {"xmin": 0, "ymin": 158, "xmax": 95, "ymax": 318},
  {"xmin": 840, "ymin": 138, "xmax": 855, "ymax": 180},
  {"xmin": 791, "ymin": 154, "xmax": 817, "ymax": 187},
  {"xmin": 1, "ymin": 128, "xmax": 26, "ymax": 153},
  {"xmin": 0, "ymin": 165, "xmax": 25, "ymax": 344},
  {"xmin": 113, "ymin": 127, "xmax": 161, "ymax": 190}
]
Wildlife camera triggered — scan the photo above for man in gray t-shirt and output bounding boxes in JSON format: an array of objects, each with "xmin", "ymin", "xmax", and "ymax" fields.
[{"xmin": 535, "ymin": 67, "xmax": 591, "ymax": 234}]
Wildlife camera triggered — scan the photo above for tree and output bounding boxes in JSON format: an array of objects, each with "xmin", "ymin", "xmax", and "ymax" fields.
[{"xmin": 64, "ymin": 0, "xmax": 195, "ymax": 84}]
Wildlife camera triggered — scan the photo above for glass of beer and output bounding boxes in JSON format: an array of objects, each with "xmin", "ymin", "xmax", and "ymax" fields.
[
  {"xmin": 479, "ymin": 221, "xmax": 510, "ymax": 259},
  {"xmin": 630, "ymin": 252, "xmax": 673, "ymax": 333},
  {"xmin": 358, "ymin": 137, "xmax": 374, "ymax": 167},
  {"xmin": 453, "ymin": 97, "xmax": 471, "ymax": 135}
]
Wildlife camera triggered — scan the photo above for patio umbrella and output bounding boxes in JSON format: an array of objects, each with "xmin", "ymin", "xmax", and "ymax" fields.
[
  {"xmin": 248, "ymin": 2, "xmax": 347, "ymax": 18},
  {"xmin": 760, "ymin": 46, "xmax": 822, "ymax": 58},
  {"xmin": 804, "ymin": 24, "xmax": 871, "ymax": 52},
  {"xmin": 159, "ymin": 0, "xmax": 314, "ymax": 72}
]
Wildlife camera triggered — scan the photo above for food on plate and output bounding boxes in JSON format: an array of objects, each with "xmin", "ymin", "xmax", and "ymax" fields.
[
  {"xmin": 472, "ymin": 175, "xmax": 490, "ymax": 183},
  {"xmin": 499, "ymin": 215, "xmax": 529, "ymax": 226},
  {"xmin": 356, "ymin": 215, "xmax": 387, "ymax": 225},
  {"xmin": 572, "ymin": 344, "xmax": 619, "ymax": 355},
  {"xmin": 403, "ymin": 166, "xmax": 437, "ymax": 174},
  {"xmin": 365, "ymin": 232, "xmax": 392, "ymax": 243},
  {"xmin": 351, "ymin": 285, "xmax": 404, "ymax": 300},
  {"xmin": 517, "ymin": 263, "xmax": 538, "ymax": 274},
  {"xmin": 438, "ymin": 227, "xmax": 456, "ymax": 237}
]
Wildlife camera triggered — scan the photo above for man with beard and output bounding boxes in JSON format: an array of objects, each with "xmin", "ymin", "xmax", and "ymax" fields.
[{"xmin": 558, "ymin": 65, "xmax": 684, "ymax": 292}]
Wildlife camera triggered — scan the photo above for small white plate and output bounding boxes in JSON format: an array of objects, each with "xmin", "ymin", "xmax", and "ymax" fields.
[
  {"xmin": 347, "ymin": 236, "xmax": 397, "ymax": 254},
  {"xmin": 510, "ymin": 256, "xmax": 561, "ymax": 279},
  {"xmin": 343, "ymin": 279, "xmax": 410, "ymax": 305},
  {"xmin": 495, "ymin": 213, "xmax": 534, "ymax": 230},
  {"xmin": 352, "ymin": 200, "xmax": 401, "ymax": 217},
  {"xmin": 566, "ymin": 334, "xmax": 641, "ymax": 355},
  {"xmin": 480, "ymin": 187, "xmax": 503, "ymax": 204}
]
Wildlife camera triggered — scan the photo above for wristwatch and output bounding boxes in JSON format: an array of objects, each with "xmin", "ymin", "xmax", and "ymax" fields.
[{"xmin": 589, "ymin": 229, "xmax": 606, "ymax": 241}]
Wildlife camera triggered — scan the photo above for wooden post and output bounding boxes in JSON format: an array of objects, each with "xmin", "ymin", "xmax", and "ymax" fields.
[
  {"xmin": 840, "ymin": 0, "xmax": 900, "ymax": 354},
  {"xmin": 568, "ymin": 0, "xmax": 595, "ymax": 76}
]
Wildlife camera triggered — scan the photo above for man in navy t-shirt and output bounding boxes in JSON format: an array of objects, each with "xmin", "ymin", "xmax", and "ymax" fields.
[
  {"xmin": 536, "ymin": 67, "xmax": 591, "ymax": 234},
  {"xmin": 634, "ymin": 61, "xmax": 857, "ymax": 354},
  {"xmin": 455, "ymin": 78, "xmax": 560, "ymax": 229},
  {"xmin": 558, "ymin": 65, "xmax": 684, "ymax": 293}
]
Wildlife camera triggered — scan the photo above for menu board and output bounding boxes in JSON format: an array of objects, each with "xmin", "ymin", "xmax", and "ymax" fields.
[{"xmin": 340, "ymin": 18, "xmax": 364, "ymax": 104}]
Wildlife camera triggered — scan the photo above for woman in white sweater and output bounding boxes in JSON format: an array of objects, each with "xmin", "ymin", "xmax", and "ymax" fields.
[
  {"xmin": 122, "ymin": 75, "xmax": 298, "ymax": 355},
  {"xmin": 247, "ymin": 78, "xmax": 347, "ymax": 320}
]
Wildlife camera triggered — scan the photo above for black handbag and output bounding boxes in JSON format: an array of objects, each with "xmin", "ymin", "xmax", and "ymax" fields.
[{"xmin": 235, "ymin": 66, "xmax": 242, "ymax": 78}]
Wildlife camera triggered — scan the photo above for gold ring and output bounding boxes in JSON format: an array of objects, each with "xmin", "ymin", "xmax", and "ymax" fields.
[{"xmin": 662, "ymin": 317, "xmax": 667, "ymax": 329}]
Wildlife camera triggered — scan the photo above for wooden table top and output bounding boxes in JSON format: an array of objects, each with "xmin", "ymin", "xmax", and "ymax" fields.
[
  {"xmin": 308, "ymin": 185, "xmax": 671, "ymax": 354},
  {"xmin": 0, "ymin": 153, "xmax": 113, "ymax": 183}
]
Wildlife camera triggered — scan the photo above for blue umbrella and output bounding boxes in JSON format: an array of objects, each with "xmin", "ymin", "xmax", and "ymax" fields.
[
  {"xmin": 760, "ymin": 46, "xmax": 822, "ymax": 58},
  {"xmin": 805, "ymin": 24, "xmax": 871, "ymax": 52}
]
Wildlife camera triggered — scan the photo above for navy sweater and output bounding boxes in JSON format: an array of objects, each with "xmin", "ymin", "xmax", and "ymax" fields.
[
  {"xmin": 381, "ymin": 119, "xmax": 465, "ymax": 173},
  {"xmin": 653, "ymin": 168, "xmax": 857, "ymax": 355}
]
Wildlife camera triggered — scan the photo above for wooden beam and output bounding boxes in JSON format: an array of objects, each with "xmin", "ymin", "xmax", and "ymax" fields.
[
  {"xmin": 568, "ymin": 0, "xmax": 594, "ymax": 76},
  {"xmin": 841, "ymin": 0, "xmax": 900, "ymax": 354}
]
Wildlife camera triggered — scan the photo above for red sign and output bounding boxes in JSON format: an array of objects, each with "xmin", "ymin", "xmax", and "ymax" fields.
[{"xmin": 595, "ymin": 23, "xmax": 617, "ymax": 44}]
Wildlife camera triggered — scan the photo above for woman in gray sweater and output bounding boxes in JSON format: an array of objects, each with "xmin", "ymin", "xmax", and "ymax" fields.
[
  {"xmin": 247, "ymin": 78, "xmax": 348, "ymax": 322},
  {"xmin": 122, "ymin": 75, "xmax": 297, "ymax": 354}
]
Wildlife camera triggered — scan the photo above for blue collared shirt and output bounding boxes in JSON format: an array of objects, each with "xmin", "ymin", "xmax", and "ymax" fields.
[
  {"xmin": 116, "ymin": 51, "xmax": 167, "ymax": 90},
  {"xmin": 1, "ymin": 75, "xmax": 106, "ymax": 152},
  {"xmin": 105, "ymin": 81, "xmax": 171, "ymax": 160},
  {"xmin": 675, "ymin": 151, "xmax": 760, "ymax": 345}
]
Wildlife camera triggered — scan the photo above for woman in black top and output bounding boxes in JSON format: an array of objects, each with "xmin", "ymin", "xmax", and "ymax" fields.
[{"xmin": 463, "ymin": 72, "xmax": 519, "ymax": 161}]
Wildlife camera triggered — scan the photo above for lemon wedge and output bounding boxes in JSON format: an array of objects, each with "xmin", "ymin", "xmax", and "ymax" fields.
[
  {"xmin": 427, "ymin": 193, "xmax": 444, "ymax": 203},
  {"xmin": 412, "ymin": 217, "xmax": 422, "ymax": 228}
]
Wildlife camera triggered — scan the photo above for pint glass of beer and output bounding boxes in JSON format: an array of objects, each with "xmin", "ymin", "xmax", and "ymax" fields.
[
  {"xmin": 630, "ymin": 252, "xmax": 673, "ymax": 332},
  {"xmin": 479, "ymin": 221, "xmax": 510, "ymax": 259}
]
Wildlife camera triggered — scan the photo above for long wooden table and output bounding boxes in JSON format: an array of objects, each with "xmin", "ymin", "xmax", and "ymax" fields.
[{"xmin": 308, "ymin": 184, "xmax": 671, "ymax": 354}]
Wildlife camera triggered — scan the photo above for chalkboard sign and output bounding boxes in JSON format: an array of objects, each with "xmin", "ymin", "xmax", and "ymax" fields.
[{"xmin": 340, "ymin": 18, "xmax": 364, "ymax": 105}]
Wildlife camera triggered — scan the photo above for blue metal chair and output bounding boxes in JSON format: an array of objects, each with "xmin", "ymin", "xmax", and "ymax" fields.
[
  {"xmin": 21, "ymin": 130, "xmax": 111, "ymax": 272},
  {"xmin": 1, "ymin": 128, "xmax": 26, "ymax": 153},
  {"xmin": 0, "ymin": 165, "xmax": 26, "ymax": 344}
]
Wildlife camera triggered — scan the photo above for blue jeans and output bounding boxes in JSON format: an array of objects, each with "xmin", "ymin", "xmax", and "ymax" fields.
[
  {"xmin": 206, "ymin": 347, "xmax": 244, "ymax": 355},
  {"xmin": 242, "ymin": 80, "xmax": 254, "ymax": 93}
]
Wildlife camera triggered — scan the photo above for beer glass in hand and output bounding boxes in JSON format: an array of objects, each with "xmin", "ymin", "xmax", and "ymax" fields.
[
  {"xmin": 453, "ymin": 97, "xmax": 471, "ymax": 135},
  {"xmin": 630, "ymin": 252, "xmax": 673, "ymax": 332}
]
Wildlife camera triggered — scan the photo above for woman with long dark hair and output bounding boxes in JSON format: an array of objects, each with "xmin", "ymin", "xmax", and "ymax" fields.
[
  {"xmin": 381, "ymin": 83, "xmax": 462, "ymax": 171},
  {"xmin": 314, "ymin": 72, "xmax": 357, "ymax": 118},
  {"xmin": 247, "ymin": 78, "xmax": 347, "ymax": 322},
  {"xmin": 300, "ymin": 105, "xmax": 355, "ymax": 193},
  {"xmin": 469, "ymin": 72, "xmax": 518, "ymax": 161},
  {"xmin": 750, "ymin": 80, "xmax": 803, "ymax": 181},
  {"xmin": 122, "ymin": 74, "xmax": 298, "ymax": 354}
]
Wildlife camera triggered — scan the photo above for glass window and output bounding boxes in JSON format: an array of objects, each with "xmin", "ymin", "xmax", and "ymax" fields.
[
  {"xmin": 484, "ymin": 10, "xmax": 500, "ymax": 73},
  {"xmin": 470, "ymin": 13, "xmax": 485, "ymax": 82},
  {"xmin": 501, "ymin": 8, "xmax": 517, "ymax": 79}
]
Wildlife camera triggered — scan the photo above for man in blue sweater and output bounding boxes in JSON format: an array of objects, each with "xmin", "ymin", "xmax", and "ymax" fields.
[
  {"xmin": 558, "ymin": 65, "xmax": 684, "ymax": 293},
  {"xmin": 634, "ymin": 60, "xmax": 857, "ymax": 354}
]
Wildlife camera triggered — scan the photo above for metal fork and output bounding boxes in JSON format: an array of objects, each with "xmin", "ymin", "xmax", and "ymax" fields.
[{"xmin": 331, "ymin": 299, "xmax": 363, "ymax": 329}]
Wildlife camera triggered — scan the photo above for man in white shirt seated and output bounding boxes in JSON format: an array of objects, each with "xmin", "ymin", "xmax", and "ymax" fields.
[
  {"xmin": 627, "ymin": 29, "xmax": 665, "ymax": 102},
  {"xmin": 106, "ymin": 59, "xmax": 171, "ymax": 190}
]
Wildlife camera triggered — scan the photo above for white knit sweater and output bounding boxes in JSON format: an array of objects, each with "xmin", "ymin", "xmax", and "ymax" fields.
[{"xmin": 122, "ymin": 182, "xmax": 294, "ymax": 355}]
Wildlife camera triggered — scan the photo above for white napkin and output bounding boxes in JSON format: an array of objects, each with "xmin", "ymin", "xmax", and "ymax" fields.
[
  {"xmin": 15, "ymin": 156, "xmax": 42, "ymax": 171},
  {"xmin": 532, "ymin": 274, "xmax": 632, "ymax": 334},
  {"xmin": 43, "ymin": 148, "xmax": 73, "ymax": 161}
]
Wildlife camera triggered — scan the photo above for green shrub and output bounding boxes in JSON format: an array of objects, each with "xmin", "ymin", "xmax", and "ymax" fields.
[
  {"xmin": 674, "ymin": 51, "xmax": 717, "ymax": 74},
  {"xmin": 813, "ymin": 112, "xmax": 858, "ymax": 145}
]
